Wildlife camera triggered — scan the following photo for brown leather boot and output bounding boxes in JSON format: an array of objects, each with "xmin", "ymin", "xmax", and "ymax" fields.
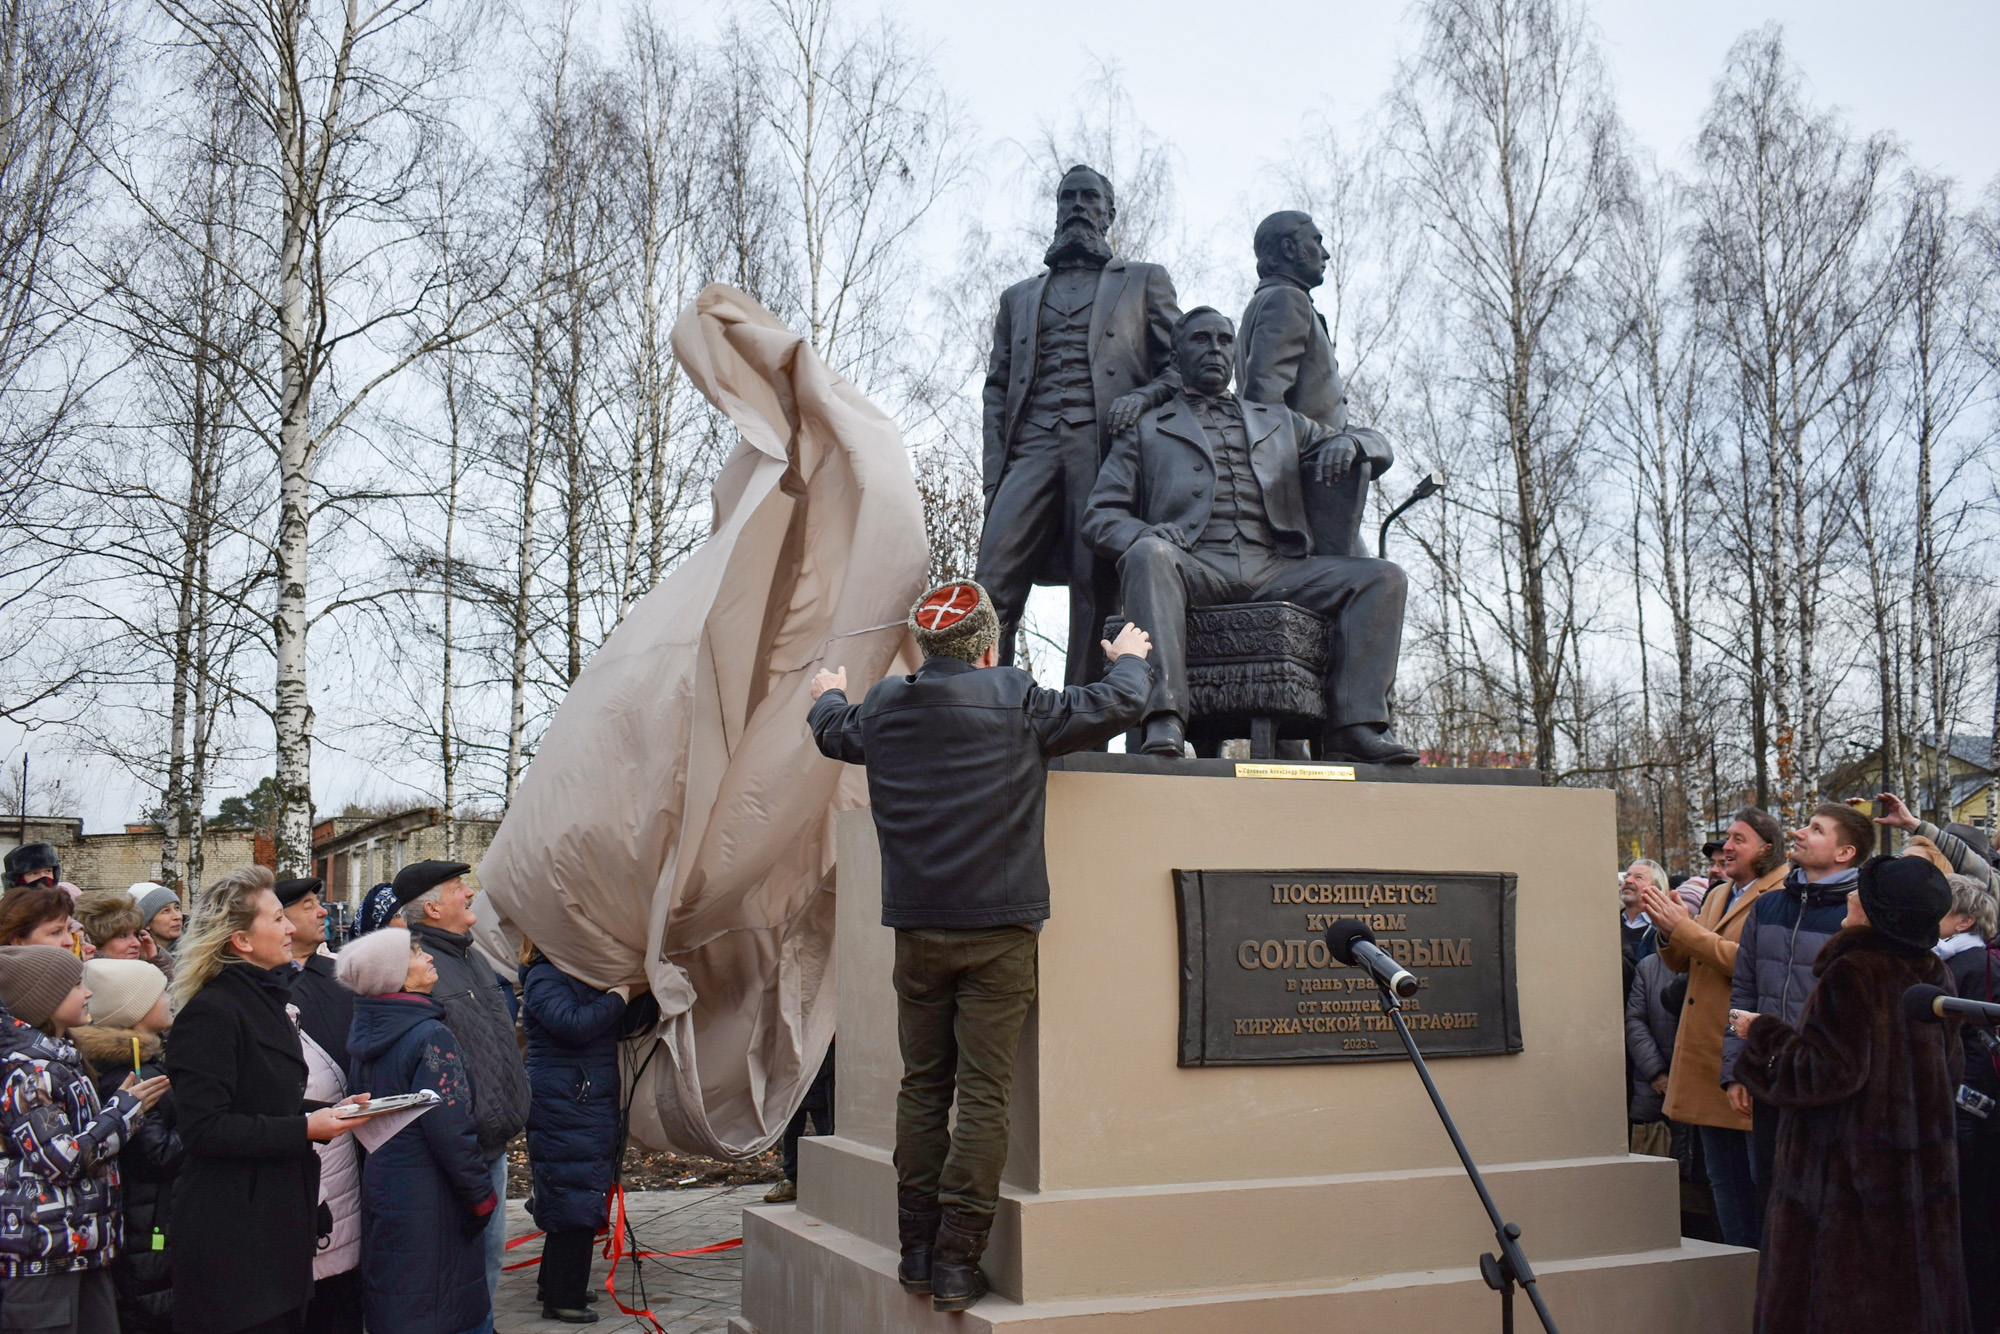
[
  {"xmin": 897, "ymin": 1189, "xmax": 943, "ymax": 1295},
  {"xmin": 928, "ymin": 1208, "xmax": 992, "ymax": 1312}
]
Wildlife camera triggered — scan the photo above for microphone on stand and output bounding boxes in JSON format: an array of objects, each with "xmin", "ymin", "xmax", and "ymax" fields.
[
  {"xmin": 1325, "ymin": 919, "xmax": 1420, "ymax": 1000},
  {"xmin": 1905, "ymin": 983, "xmax": 2000, "ymax": 1027}
]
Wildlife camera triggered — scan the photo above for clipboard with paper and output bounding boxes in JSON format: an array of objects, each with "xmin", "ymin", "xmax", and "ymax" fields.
[{"xmin": 332, "ymin": 1089, "xmax": 442, "ymax": 1153}]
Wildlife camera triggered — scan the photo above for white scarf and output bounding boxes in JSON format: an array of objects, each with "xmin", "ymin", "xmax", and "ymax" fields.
[{"xmin": 1936, "ymin": 933, "xmax": 1987, "ymax": 961}]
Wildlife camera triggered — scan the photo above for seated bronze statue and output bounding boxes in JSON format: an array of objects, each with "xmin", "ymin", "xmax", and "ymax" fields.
[{"xmin": 1080, "ymin": 307, "xmax": 1417, "ymax": 764}]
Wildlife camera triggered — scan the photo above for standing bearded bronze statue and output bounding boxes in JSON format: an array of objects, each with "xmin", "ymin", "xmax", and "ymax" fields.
[{"xmin": 976, "ymin": 166, "xmax": 1182, "ymax": 686}]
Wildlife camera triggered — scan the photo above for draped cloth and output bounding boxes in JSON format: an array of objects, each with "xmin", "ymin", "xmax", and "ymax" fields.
[{"xmin": 475, "ymin": 284, "xmax": 926, "ymax": 1157}]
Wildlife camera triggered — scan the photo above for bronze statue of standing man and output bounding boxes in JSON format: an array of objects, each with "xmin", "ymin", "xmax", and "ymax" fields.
[{"xmin": 977, "ymin": 166, "xmax": 1181, "ymax": 686}]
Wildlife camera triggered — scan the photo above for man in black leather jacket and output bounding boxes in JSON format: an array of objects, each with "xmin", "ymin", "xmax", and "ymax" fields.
[{"xmin": 807, "ymin": 580, "xmax": 1151, "ymax": 1313}]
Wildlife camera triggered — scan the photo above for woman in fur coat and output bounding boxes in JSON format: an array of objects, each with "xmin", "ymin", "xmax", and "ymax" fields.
[{"xmin": 1732, "ymin": 854, "xmax": 1969, "ymax": 1334}]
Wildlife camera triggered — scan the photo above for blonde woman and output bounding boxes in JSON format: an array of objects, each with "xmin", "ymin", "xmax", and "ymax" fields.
[{"xmin": 164, "ymin": 867, "xmax": 367, "ymax": 1334}]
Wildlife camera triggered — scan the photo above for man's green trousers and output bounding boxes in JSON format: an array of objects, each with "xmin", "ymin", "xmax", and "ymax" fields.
[{"xmin": 891, "ymin": 925, "xmax": 1038, "ymax": 1218}]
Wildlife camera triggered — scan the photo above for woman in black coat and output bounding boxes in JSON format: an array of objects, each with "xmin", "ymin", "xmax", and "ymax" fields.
[
  {"xmin": 164, "ymin": 868, "xmax": 365, "ymax": 1334},
  {"xmin": 339, "ymin": 927, "xmax": 497, "ymax": 1334},
  {"xmin": 520, "ymin": 945, "xmax": 631, "ymax": 1323}
]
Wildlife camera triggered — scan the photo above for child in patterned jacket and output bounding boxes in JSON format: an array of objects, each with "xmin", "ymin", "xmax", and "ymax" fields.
[{"xmin": 0, "ymin": 945, "xmax": 170, "ymax": 1333}]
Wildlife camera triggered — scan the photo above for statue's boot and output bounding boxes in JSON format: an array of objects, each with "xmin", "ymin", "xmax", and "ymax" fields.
[
  {"xmin": 1139, "ymin": 713, "xmax": 1187, "ymax": 758},
  {"xmin": 897, "ymin": 1189, "xmax": 942, "ymax": 1295},
  {"xmin": 929, "ymin": 1208, "xmax": 994, "ymax": 1312},
  {"xmin": 1324, "ymin": 723, "xmax": 1420, "ymax": 766}
]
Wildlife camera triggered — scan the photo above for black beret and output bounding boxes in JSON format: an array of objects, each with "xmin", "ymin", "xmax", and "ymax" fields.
[
  {"xmin": 274, "ymin": 876, "xmax": 324, "ymax": 907},
  {"xmin": 391, "ymin": 860, "xmax": 471, "ymax": 905},
  {"xmin": 1858, "ymin": 854, "xmax": 1953, "ymax": 953}
]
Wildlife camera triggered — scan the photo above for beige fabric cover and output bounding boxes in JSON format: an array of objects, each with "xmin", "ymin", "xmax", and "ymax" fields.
[{"xmin": 477, "ymin": 284, "xmax": 925, "ymax": 1157}]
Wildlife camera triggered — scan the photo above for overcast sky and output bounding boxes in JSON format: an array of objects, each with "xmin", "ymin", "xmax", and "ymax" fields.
[
  {"xmin": 19, "ymin": 0, "xmax": 1997, "ymax": 834},
  {"xmin": 906, "ymin": 0, "xmax": 1997, "ymax": 238}
]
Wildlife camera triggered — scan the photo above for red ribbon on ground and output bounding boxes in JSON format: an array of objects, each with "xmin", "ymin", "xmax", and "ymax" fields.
[
  {"xmin": 496, "ymin": 1188, "xmax": 743, "ymax": 1290},
  {"xmin": 601, "ymin": 1183, "xmax": 671, "ymax": 1333}
]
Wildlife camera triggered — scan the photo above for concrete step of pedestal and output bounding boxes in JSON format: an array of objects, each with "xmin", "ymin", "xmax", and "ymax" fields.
[
  {"xmin": 735, "ymin": 1203, "xmax": 1756, "ymax": 1334},
  {"xmin": 797, "ymin": 1136, "xmax": 1687, "ymax": 1303}
]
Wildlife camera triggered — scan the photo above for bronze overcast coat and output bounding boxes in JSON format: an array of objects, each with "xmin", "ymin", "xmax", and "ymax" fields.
[
  {"xmin": 1238, "ymin": 277, "xmax": 1349, "ymax": 431},
  {"xmin": 1082, "ymin": 393, "xmax": 1364, "ymax": 560},
  {"xmin": 981, "ymin": 258, "xmax": 1180, "ymax": 503}
]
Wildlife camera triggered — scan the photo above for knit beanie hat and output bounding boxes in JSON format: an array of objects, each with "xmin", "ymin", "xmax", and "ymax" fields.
[
  {"xmin": 908, "ymin": 581, "xmax": 998, "ymax": 664},
  {"xmin": 0, "ymin": 945, "xmax": 84, "ymax": 1027},
  {"xmin": 131, "ymin": 883, "xmax": 180, "ymax": 926},
  {"xmin": 1857, "ymin": 854, "xmax": 1953, "ymax": 953},
  {"xmin": 82, "ymin": 959, "xmax": 168, "ymax": 1030},
  {"xmin": 334, "ymin": 928, "xmax": 414, "ymax": 997}
]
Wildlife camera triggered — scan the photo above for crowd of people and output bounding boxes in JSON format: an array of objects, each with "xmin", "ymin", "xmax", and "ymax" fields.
[
  {"xmin": 1620, "ymin": 792, "xmax": 2000, "ymax": 1333},
  {"xmin": 0, "ymin": 844, "xmax": 648, "ymax": 1334},
  {"xmin": 0, "ymin": 772, "xmax": 1992, "ymax": 1332}
]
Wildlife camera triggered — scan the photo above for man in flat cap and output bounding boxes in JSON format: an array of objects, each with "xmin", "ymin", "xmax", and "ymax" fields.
[
  {"xmin": 276, "ymin": 876, "xmax": 354, "ymax": 1069},
  {"xmin": 395, "ymin": 859, "xmax": 529, "ymax": 1302},
  {"xmin": 807, "ymin": 580, "xmax": 1153, "ymax": 1313}
]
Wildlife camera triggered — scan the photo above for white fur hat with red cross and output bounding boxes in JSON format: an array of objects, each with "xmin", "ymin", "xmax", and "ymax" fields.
[{"xmin": 907, "ymin": 580, "xmax": 999, "ymax": 663}]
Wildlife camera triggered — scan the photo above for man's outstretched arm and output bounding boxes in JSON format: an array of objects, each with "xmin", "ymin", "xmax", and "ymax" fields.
[
  {"xmin": 1026, "ymin": 623, "xmax": 1154, "ymax": 755},
  {"xmin": 807, "ymin": 666, "xmax": 867, "ymax": 764}
]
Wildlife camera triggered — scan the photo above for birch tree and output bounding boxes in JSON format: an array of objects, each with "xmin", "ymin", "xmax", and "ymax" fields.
[
  {"xmin": 1689, "ymin": 26, "xmax": 1899, "ymax": 818},
  {"xmin": 1893, "ymin": 173, "xmax": 1990, "ymax": 818},
  {"xmin": 1389, "ymin": 0, "xmax": 1623, "ymax": 775},
  {"xmin": 143, "ymin": 0, "xmax": 503, "ymax": 871},
  {"xmin": 753, "ymin": 0, "xmax": 967, "ymax": 379},
  {"xmin": 1601, "ymin": 162, "xmax": 1714, "ymax": 856},
  {"xmin": 0, "ymin": 0, "xmax": 120, "ymax": 724},
  {"xmin": 82, "ymin": 88, "xmax": 271, "ymax": 891}
]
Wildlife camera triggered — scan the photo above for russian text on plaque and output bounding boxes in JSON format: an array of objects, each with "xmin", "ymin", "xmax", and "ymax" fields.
[{"xmin": 1174, "ymin": 869, "xmax": 1523, "ymax": 1066}]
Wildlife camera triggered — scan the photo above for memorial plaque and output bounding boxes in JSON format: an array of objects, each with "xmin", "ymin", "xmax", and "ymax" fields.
[{"xmin": 1174, "ymin": 869, "xmax": 1521, "ymax": 1066}]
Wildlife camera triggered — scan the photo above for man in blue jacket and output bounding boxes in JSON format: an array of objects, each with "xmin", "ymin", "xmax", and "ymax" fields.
[
  {"xmin": 1724, "ymin": 801, "xmax": 1874, "ymax": 1224},
  {"xmin": 808, "ymin": 580, "xmax": 1152, "ymax": 1312}
]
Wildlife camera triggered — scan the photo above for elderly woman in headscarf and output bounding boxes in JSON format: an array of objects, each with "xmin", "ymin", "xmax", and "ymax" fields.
[{"xmin": 337, "ymin": 928, "xmax": 496, "ymax": 1334}]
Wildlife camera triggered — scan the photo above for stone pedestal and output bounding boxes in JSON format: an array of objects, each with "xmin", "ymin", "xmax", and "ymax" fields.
[{"xmin": 734, "ymin": 768, "xmax": 1756, "ymax": 1333}]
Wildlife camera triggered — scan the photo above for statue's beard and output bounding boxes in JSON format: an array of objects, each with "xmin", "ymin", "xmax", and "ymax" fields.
[{"xmin": 1044, "ymin": 217, "xmax": 1113, "ymax": 267}]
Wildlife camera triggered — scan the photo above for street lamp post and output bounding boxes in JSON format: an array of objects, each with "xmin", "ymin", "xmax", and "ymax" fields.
[{"xmin": 1378, "ymin": 471, "xmax": 1446, "ymax": 560}]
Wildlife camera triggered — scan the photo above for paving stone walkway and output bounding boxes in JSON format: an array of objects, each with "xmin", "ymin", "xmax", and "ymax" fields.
[{"xmin": 494, "ymin": 1186, "xmax": 758, "ymax": 1333}]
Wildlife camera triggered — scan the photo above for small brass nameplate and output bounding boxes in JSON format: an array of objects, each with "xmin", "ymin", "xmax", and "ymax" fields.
[{"xmin": 1234, "ymin": 763, "xmax": 1356, "ymax": 781}]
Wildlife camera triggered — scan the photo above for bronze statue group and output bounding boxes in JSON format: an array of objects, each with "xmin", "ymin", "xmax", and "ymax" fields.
[
  {"xmin": 976, "ymin": 165, "xmax": 1418, "ymax": 766},
  {"xmin": 810, "ymin": 162, "xmax": 2000, "ymax": 1334}
]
